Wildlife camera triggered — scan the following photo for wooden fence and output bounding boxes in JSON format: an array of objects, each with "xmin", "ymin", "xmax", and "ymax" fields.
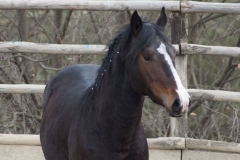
[
  {"xmin": 0, "ymin": 0, "xmax": 240, "ymax": 159},
  {"xmin": 1, "ymin": 0, "xmax": 240, "ymax": 14},
  {"xmin": 1, "ymin": 84, "xmax": 240, "ymax": 103},
  {"xmin": 0, "ymin": 134, "xmax": 240, "ymax": 160},
  {"xmin": 1, "ymin": 42, "xmax": 240, "ymax": 57}
]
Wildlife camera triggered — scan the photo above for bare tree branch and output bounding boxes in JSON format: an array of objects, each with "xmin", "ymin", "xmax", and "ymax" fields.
[
  {"xmin": 31, "ymin": 11, "xmax": 53, "ymax": 43},
  {"xmin": 39, "ymin": 62, "xmax": 61, "ymax": 71}
]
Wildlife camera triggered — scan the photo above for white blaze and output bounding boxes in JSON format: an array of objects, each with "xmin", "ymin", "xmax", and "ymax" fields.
[{"xmin": 157, "ymin": 43, "xmax": 190, "ymax": 112}]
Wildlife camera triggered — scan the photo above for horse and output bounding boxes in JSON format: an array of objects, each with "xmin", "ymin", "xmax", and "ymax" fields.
[{"xmin": 40, "ymin": 7, "xmax": 191, "ymax": 160}]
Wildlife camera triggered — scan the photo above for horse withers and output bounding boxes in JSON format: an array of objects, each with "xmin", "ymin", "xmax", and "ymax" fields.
[{"xmin": 40, "ymin": 7, "xmax": 191, "ymax": 160}]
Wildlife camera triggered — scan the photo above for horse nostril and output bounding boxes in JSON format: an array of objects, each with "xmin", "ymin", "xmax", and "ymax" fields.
[{"xmin": 172, "ymin": 98, "xmax": 182, "ymax": 114}]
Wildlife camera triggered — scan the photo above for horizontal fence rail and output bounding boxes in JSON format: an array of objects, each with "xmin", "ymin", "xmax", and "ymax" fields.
[
  {"xmin": 1, "ymin": 42, "xmax": 240, "ymax": 57},
  {"xmin": 181, "ymin": 1, "xmax": 240, "ymax": 14},
  {"xmin": 0, "ymin": 1, "xmax": 240, "ymax": 14},
  {"xmin": 0, "ymin": 42, "xmax": 107, "ymax": 55},
  {"xmin": 182, "ymin": 43, "xmax": 240, "ymax": 57},
  {"xmin": 0, "ymin": 0, "xmax": 180, "ymax": 11},
  {"xmin": 0, "ymin": 42, "xmax": 178, "ymax": 55},
  {"xmin": 0, "ymin": 84, "xmax": 45, "ymax": 94},
  {"xmin": 0, "ymin": 134, "xmax": 240, "ymax": 153},
  {"xmin": 1, "ymin": 84, "xmax": 240, "ymax": 103},
  {"xmin": 0, "ymin": 134, "xmax": 40, "ymax": 146},
  {"xmin": 188, "ymin": 89, "xmax": 240, "ymax": 103},
  {"xmin": 186, "ymin": 138, "xmax": 240, "ymax": 154}
]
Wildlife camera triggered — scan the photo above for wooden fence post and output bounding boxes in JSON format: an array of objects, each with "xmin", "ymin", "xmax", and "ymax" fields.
[{"xmin": 169, "ymin": 2, "xmax": 188, "ymax": 137}]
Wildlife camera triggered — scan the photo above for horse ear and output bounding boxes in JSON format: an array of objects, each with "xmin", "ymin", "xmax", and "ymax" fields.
[
  {"xmin": 156, "ymin": 7, "xmax": 167, "ymax": 31},
  {"xmin": 131, "ymin": 11, "xmax": 143, "ymax": 36}
]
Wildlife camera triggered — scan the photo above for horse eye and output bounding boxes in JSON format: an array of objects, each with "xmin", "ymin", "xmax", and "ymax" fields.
[{"xmin": 143, "ymin": 54, "xmax": 152, "ymax": 61}]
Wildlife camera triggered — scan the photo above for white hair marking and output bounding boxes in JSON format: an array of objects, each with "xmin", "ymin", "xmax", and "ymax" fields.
[{"xmin": 157, "ymin": 42, "xmax": 190, "ymax": 112}]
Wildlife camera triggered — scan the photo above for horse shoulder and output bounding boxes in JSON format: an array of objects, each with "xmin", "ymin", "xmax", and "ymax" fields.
[{"xmin": 42, "ymin": 64, "xmax": 100, "ymax": 109}]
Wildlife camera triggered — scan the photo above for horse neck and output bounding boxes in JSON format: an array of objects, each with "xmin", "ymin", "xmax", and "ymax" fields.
[{"xmin": 91, "ymin": 58, "xmax": 144, "ymax": 141}]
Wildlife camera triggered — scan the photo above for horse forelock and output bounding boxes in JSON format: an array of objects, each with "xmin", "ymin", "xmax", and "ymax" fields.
[{"xmin": 124, "ymin": 22, "xmax": 172, "ymax": 69}]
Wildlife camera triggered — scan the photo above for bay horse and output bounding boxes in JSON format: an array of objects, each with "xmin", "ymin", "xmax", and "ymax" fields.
[{"xmin": 40, "ymin": 7, "xmax": 190, "ymax": 160}]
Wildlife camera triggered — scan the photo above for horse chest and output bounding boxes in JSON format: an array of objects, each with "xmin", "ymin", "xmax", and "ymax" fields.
[
  {"xmin": 69, "ymin": 139, "xmax": 149, "ymax": 160},
  {"xmin": 68, "ymin": 123, "xmax": 148, "ymax": 160}
]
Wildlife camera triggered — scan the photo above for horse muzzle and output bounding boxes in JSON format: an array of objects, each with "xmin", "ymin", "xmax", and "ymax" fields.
[{"xmin": 168, "ymin": 98, "xmax": 191, "ymax": 117}]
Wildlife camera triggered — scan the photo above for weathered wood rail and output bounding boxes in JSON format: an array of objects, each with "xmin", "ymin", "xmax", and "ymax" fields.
[
  {"xmin": 1, "ymin": 0, "xmax": 240, "ymax": 14},
  {"xmin": 0, "ymin": 42, "xmax": 107, "ymax": 55},
  {"xmin": 1, "ymin": 42, "xmax": 240, "ymax": 57},
  {"xmin": 181, "ymin": 43, "xmax": 240, "ymax": 57},
  {"xmin": 1, "ymin": 84, "xmax": 240, "ymax": 103},
  {"xmin": 0, "ymin": 0, "xmax": 180, "ymax": 11},
  {"xmin": 181, "ymin": 1, "xmax": 240, "ymax": 14},
  {"xmin": 0, "ymin": 134, "xmax": 240, "ymax": 160}
]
